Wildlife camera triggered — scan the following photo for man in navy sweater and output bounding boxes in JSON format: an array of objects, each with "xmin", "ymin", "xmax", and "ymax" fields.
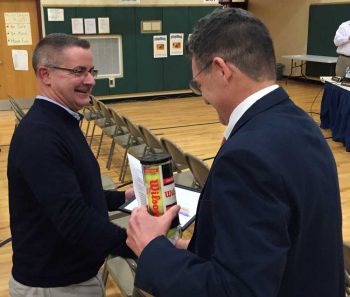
[{"xmin": 8, "ymin": 33, "xmax": 134, "ymax": 296}]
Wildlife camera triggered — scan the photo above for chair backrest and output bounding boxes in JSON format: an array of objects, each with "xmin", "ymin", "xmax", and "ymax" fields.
[
  {"xmin": 8, "ymin": 95, "xmax": 26, "ymax": 118},
  {"xmin": 160, "ymin": 137, "xmax": 188, "ymax": 172},
  {"xmin": 110, "ymin": 108, "xmax": 128, "ymax": 128},
  {"xmin": 122, "ymin": 115, "xmax": 144, "ymax": 142},
  {"xmin": 98, "ymin": 101, "xmax": 111, "ymax": 119},
  {"xmin": 185, "ymin": 152, "xmax": 210, "ymax": 188},
  {"xmin": 138, "ymin": 125, "xmax": 165, "ymax": 154},
  {"xmin": 344, "ymin": 242, "xmax": 350, "ymax": 272},
  {"xmin": 97, "ymin": 100, "xmax": 115, "ymax": 127},
  {"xmin": 8, "ymin": 96, "xmax": 25, "ymax": 126},
  {"xmin": 90, "ymin": 95, "xmax": 102, "ymax": 113}
]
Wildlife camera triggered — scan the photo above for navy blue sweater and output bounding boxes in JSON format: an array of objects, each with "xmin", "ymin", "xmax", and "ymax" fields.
[{"xmin": 8, "ymin": 99, "xmax": 134, "ymax": 287}]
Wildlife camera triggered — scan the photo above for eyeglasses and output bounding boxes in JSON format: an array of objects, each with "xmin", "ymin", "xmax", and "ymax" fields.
[
  {"xmin": 45, "ymin": 65, "xmax": 98, "ymax": 78},
  {"xmin": 189, "ymin": 60, "xmax": 212, "ymax": 95}
]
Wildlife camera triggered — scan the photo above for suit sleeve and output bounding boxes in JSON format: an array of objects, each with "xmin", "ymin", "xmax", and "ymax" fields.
[{"xmin": 134, "ymin": 147, "xmax": 291, "ymax": 297}]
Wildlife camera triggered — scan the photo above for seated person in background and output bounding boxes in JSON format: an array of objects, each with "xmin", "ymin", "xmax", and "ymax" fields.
[
  {"xmin": 334, "ymin": 20, "xmax": 350, "ymax": 77},
  {"xmin": 8, "ymin": 33, "xmax": 135, "ymax": 297},
  {"xmin": 126, "ymin": 8, "xmax": 344, "ymax": 297}
]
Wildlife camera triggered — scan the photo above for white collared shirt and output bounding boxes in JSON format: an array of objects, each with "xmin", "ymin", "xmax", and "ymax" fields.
[
  {"xmin": 223, "ymin": 84, "xmax": 279, "ymax": 140},
  {"xmin": 334, "ymin": 21, "xmax": 350, "ymax": 56},
  {"xmin": 36, "ymin": 95, "xmax": 82, "ymax": 121}
]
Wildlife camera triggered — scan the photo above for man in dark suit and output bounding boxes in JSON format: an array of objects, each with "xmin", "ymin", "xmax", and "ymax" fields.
[{"xmin": 126, "ymin": 8, "xmax": 344, "ymax": 297}]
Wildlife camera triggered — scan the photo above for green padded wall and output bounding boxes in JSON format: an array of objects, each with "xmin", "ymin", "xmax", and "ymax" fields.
[
  {"xmin": 306, "ymin": 3, "xmax": 350, "ymax": 76},
  {"xmin": 43, "ymin": 6, "xmax": 216, "ymax": 97}
]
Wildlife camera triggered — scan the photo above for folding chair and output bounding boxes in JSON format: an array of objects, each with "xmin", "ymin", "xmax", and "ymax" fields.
[
  {"xmin": 120, "ymin": 116, "xmax": 148, "ymax": 182},
  {"xmin": 81, "ymin": 96, "xmax": 103, "ymax": 138},
  {"xmin": 185, "ymin": 152, "xmax": 210, "ymax": 189},
  {"xmin": 138, "ymin": 125, "xmax": 165, "ymax": 155},
  {"xmin": 106, "ymin": 109, "xmax": 131, "ymax": 170},
  {"xmin": 8, "ymin": 95, "xmax": 26, "ymax": 127},
  {"xmin": 88, "ymin": 97, "xmax": 110, "ymax": 147},
  {"xmin": 95, "ymin": 101, "xmax": 116, "ymax": 158},
  {"xmin": 344, "ymin": 242, "xmax": 350, "ymax": 296},
  {"xmin": 160, "ymin": 137, "xmax": 195, "ymax": 188}
]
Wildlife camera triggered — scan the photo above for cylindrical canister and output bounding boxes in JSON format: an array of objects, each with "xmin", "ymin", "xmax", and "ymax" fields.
[{"xmin": 140, "ymin": 153, "xmax": 180, "ymax": 241}]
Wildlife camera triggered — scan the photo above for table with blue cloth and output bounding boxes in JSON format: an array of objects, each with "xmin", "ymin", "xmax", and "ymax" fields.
[{"xmin": 320, "ymin": 81, "xmax": 350, "ymax": 151}]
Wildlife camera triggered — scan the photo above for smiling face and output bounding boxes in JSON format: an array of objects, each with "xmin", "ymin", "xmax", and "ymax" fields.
[{"xmin": 39, "ymin": 46, "xmax": 96, "ymax": 111}]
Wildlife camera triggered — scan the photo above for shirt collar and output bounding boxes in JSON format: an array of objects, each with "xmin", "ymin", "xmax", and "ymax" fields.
[
  {"xmin": 36, "ymin": 95, "xmax": 83, "ymax": 121},
  {"xmin": 224, "ymin": 84, "xmax": 279, "ymax": 140}
]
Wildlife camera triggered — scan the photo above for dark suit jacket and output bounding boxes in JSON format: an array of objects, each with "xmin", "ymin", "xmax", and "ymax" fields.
[{"xmin": 135, "ymin": 87, "xmax": 344, "ymax": 297}]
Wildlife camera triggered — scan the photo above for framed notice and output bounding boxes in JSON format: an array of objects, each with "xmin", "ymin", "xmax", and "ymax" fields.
[
  {"xmin": 84, "ymin": 18, "xmax": 96, "ymax": 34},
  {"xmin": 71, "ymin": 18, "xmax": 84, "ymax": 34}
]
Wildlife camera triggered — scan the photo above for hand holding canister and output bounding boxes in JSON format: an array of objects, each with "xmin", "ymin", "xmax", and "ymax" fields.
[{"xmin": 140, "ymin": 153, "xmax": 181, "ymax": 243}]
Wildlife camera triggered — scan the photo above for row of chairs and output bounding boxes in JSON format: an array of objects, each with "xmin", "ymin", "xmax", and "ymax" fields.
[
  {"xmin": 81, "ymin": 97, "xmax": 211, "ymax": 297},
  {"xmin": 81, "ymin": 96, "xmax": 211, "ymax": 189}
]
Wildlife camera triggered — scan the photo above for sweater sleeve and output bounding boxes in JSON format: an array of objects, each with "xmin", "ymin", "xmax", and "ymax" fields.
[{"xmin": 105, "ymin": 190, "xmax": 126, "ymax": 211}]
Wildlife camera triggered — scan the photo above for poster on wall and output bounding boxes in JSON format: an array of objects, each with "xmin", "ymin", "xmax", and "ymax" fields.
[
  {"xmin": 5, "ymin": 12, "xmax": 32, "ymax": 46},
  {"xmin": 98, "ymin": 17, "xmax": 110, "ymax": 34},
  {"xmin": 71, "ymin": 18, "xmax": 84, "ymax": 34},
  {"xmin": 169, "ymin": 33, "xmax": 184, "ymax": 56},
  {"xmin": 84, "ymin": 18, "xmax": 96, "ymax": 34},
  {"xmin": 153, "ymin": 35, "xmax": 167, "ymax": 58},
  {"xmin": 12, "ymin": 49, "xmax": 28, "ymax": 71},
  {"xmin": 47, "ymin": 8, "xmax": 64, "ymax": 21}
]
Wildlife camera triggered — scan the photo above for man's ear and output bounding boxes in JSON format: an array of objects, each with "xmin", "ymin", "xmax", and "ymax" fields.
[
  {"xmin": 212, "ymin": 56, "xmax": 233, "ymax": 84},
  {"xmin": 37, "ymin": 66, "xmax": 51, "ymax": 85}
]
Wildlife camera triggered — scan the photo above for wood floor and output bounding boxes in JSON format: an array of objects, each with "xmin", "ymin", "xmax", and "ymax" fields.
[{"xmin": 1, "ymin": 79, "xmax": 349, "ymax": 296}]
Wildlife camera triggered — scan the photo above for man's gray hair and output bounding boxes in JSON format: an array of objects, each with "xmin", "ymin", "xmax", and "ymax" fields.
[{"xmin": 32, "ymin": 33, "xmax": 90, "ymax": 75}]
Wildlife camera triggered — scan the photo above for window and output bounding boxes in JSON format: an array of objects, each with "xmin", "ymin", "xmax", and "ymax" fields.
[{"xmin": 83, "ymin": 35, "xmax": 123, "ymax": 78}]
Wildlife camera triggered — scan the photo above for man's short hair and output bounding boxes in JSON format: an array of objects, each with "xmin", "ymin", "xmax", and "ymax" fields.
[
  {"xmin": 186, "ymin": 8, "xmax": 276, "ymax": 81},
  {"xmin": 32, "ymin": 33, "xmax": 90, "ymax": 75}
]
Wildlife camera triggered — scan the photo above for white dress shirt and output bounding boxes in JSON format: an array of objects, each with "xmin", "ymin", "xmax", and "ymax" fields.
[
  {"xmin": 36, "ymin": 95, "xmax": 82, "ymax": 121},
  {"xmin": 223, "ymin": 84, "xmax": 279, "ymax": 140},
  {"xmin": 334, "ymin": 21, "xmax": 350, "ymax": 56}
]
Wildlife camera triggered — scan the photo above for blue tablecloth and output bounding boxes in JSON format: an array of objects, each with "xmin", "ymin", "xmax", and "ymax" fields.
[{"xmin": 320, "ymin": 81, "xmax": 350, "ymax": 151}]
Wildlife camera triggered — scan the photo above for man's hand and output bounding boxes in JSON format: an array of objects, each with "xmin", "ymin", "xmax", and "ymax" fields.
[
  {"xmin": 175, "ymin": 238, "xmax": 190, "ymax": 250},
  {"xmin": 125, "ymin": 188, "xmax": 135, "ymax": 202},
  {"xmin": 126, "ymin": 205, "xmax": 180, "ymax": 256}
]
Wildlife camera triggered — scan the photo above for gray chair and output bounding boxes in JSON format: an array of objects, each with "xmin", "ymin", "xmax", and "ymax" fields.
[
  {"xmin": 344, "ymin": 242, "xmax": 350, "ymax": 296},
  {"xmin": 95, "ymin": 101, "xmax": 117, "ymax": 159},
  {"xmin": 80, "ymin": 97, "xmax": 102, "ymax": 137},
  {"xmin": 106, "ymin": 109, "xmax": 132, "ymax": 170},
  {"xmin": 138, "ymin": 125, "xmax": 165, "ymax": 155},
  {"xmin": 88, "ymin": 97, "xmax": 112, "ymax": 147},
  {"xmin": 8, "ymin": 95, "xmax": 25, "ymax": 127},
  {"xmin": 160, "ymin": 137, "xmax": 195, "ymax": 188},
  {"xmin": 120, "ymin": 116, "xmax": 148, "ymax": 182},
  {"xmin": 103, "ymin": 205, "xmax": 151, "ymax": 297},
  {"xmin": 185, "ymin": 152, "xmax": 210, "ymax": 189}
]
